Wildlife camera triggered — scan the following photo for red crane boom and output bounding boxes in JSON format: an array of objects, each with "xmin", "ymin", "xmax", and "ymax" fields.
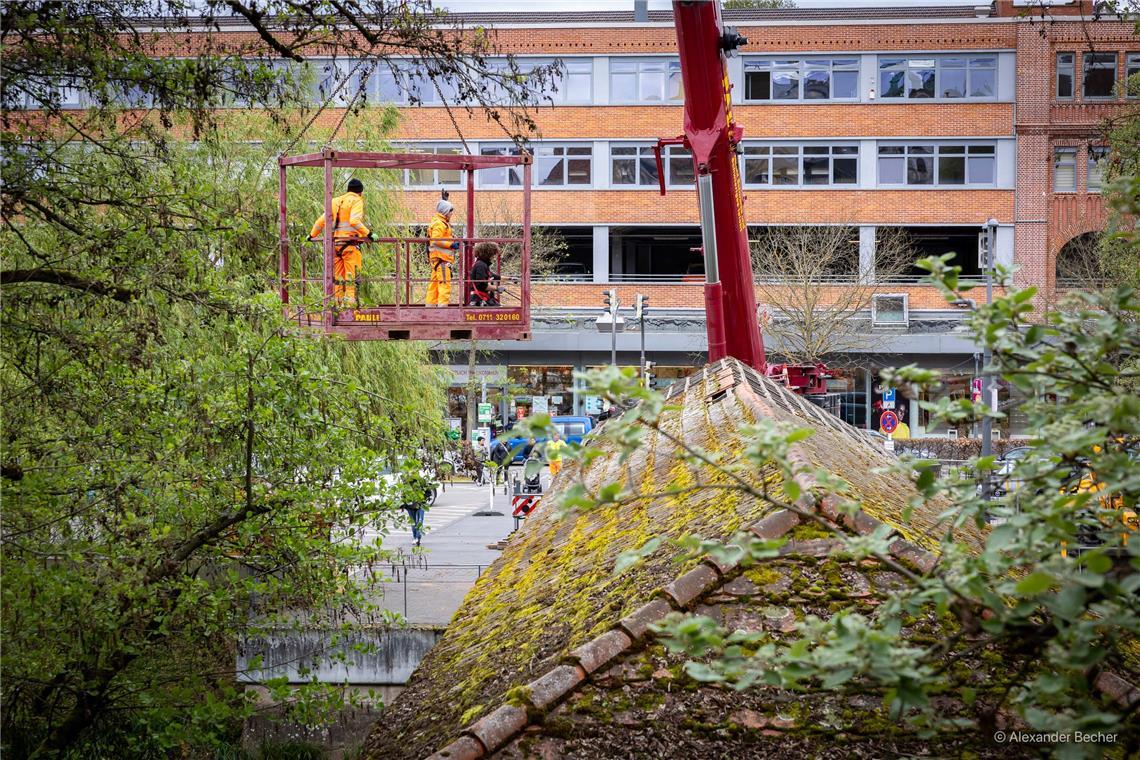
[{"xmin": 661, "ymin": 0, "xmax": 830, "ymax": 395}]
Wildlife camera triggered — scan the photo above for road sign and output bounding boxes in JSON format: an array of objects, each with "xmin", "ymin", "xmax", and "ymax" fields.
[
  {"xmin": 881, "ymin": 387, "xmax": 896, "ymax": 410},
  {"xmin": 880, "ymin": 410, "xmax": 899, "ymax": 435},
  {"xmin": 477, "ymin": 403, "xmax": 494, "ymax": 423}
]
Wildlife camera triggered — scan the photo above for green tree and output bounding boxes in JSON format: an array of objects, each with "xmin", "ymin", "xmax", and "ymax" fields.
[{"xmin": 1, "ymin": 1, "xmax": 545, "ymax": 755}]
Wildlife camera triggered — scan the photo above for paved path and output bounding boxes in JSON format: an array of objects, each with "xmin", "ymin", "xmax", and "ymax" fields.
[{"xmin": 360, "ymin": 474, "xmax": 552, "ymax": 626}]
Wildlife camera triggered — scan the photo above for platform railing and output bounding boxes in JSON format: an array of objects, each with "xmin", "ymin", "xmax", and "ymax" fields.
[{"xmin": 280, "ymin": 235, "xmax": 526, "ymax": 321}]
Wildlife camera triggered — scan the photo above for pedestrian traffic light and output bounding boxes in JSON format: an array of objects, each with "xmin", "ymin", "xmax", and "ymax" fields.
[{"xmin": 603, "ymin": 288, "xmax": 618, "ymax": 315}]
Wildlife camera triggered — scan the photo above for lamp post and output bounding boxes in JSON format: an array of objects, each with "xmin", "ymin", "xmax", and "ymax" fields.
[{"xmin": 981, "ymin": 217, "xmax": 998, "ymax": 497}]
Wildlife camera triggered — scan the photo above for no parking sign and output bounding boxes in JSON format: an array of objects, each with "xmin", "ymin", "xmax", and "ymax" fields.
[{"xmin": 880, "ymin": 410, "xmax": 899, "ymax": 435}]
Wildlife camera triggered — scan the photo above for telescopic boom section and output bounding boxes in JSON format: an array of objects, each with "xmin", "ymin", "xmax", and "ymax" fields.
[{"xmin": 672, "ymin": 0, "xmax": 766, "ymax": 372}]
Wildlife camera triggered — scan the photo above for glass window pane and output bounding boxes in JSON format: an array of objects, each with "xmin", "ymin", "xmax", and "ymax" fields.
[
  {"xmin": 613, "ymin": 159, "xmax": 636, "ymax": 184},
  {"xmin": 611, "ymin": 72, "xmax": 637, "ymax": 101},
  {"xmin": 1083, "ymin": 52, "xmax": 1117, "ymax": 98},
  {"xmin": 967, "ymin": 156, "xmax": 995, "ymax": 184},
  {"xmin": 833, "ymin": 145, "xmax": 858, "ymax": 155},
  {"xmin": 639, "ymin": 155, "xmax": 659, "ymax": 185},
  {"xmin": 833, "ymin": 158, "xmax": 857, "ymax": 184},
  {"xmin": 437, "ymin": 147, "xmax": 461, "ymax": 184},
  {"xmin": 612, "ymin": 146, "xmax": 635, "ymax": 156},
  {"xmin": 745, "ymin": 71, "xmax": 771, "ymax": 100},
  {"xmin": 640, "ymin": 71, "xmax": 664, "ymax": 101},
  {"xmin": 969, "ymin": 68, "xmax": 995, "ymax": 98},
  {"xmin": 772, "ymin": 71, "xmax": 800, "ymax": 99},
  {"xmin": 878, "ymin": 146, "xmax": 905, "ymax": 155},
  {"xmin": 744, "ymin": 157, "xmax": 770, "ymax": 185},
  {"xmin": 772, "ymin": 156, "xmax": 799, "ymax": 185},
  {"xmin": 968, "ymin": 145, "xmax": 995, "ymax": 154},
  {"xmin": 941, "ymin": 67, "xmax": 966, "ymax": 98},
  {"xmin": 907, "ymin": 155, "xmax": 933, "ymax": 184},
  {"xmin": 1087, "ymin": 146, "xmax": 1108, "ymax": 190},
  {"xmin": 669, "ymin": 149, "xmax": 693, "ymax": 185},
  {"xmin": 611, "ymin": 60, "xmax": 636, "ymax": 72},
  {"xmin": 908, "ymin": 61, "xmax": 936, "ymax": 98},
  {"xmin": 1128, "ymin": 54, "xmax": 1140, "ymax": 98},
  {"xmin": 804, "ymin": 69, "xmax": 830, "ymax": 99},
  {"xmin": 1057, "ymin": 52, "xmax": 1074, "ymax": 98},
  {"xmin": 803, "ymin": 155, "xmax": 830, "ymax": 184},
  {"xmin": 481, "ymin": 147, "xmax": 508, "ymax": 185},
  {"xmin": 567, "ymin": 158, "xmax": 591, "ymax": 184},
  {"xmin": 938, "ymin": 155, "xmax": 965, "ymax": 184},
  {"xmin": 565, "ymin": 73, "xmax": 591, "ymax": 101},
  {"xmin": 831, "ymin": 70, "xmax": 857, "ymax": 99},
  {"xmin": 1053, "ymin": 149, "xmax": 1076, "ymax": 191},
  {"xmin": 667, "ymin": 62, "xmax": 684, "ymax": 101},
  {"xmin": 879, "ymin": 157, "xmax": 905, "ymax": 184},
  {"xmin": 880, "ymin": 69, "xmax": 905, "ymax": 98}
]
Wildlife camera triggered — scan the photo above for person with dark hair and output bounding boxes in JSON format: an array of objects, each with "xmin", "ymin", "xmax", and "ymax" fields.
[
  {"xmin": 468, "ymin": 241, "xmax": 502, "ymax": 306},
  {"xmin": 308, "ymin": 178, "xmax": 378, "ymax": 305}
]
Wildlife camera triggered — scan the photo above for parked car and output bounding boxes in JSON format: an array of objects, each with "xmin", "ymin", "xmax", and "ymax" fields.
[{"xmin": 493, "ymin": 415, "xmax": 594, "ymax": 463}]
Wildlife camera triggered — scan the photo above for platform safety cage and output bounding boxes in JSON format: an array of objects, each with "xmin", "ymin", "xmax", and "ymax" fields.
[{"xmin": 278, "ymin": 149, "xmax": 533, "ymax": 342}]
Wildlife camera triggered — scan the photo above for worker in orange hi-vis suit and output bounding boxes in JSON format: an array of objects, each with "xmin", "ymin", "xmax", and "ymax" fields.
[
  {"xmin": 309, "ymin": 178, "xmax": 377, "ymax": 306},
  {"xmin": 426, "ymin": 198, "xmax": 460, "ymax": 307}
]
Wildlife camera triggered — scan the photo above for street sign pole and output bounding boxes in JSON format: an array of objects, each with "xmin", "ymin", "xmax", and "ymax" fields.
[{"xmin": 981, "ymin": 218, "xmax": 998, "ymax": 499}]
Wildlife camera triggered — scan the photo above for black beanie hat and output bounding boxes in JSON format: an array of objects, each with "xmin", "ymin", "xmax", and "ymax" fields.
[{"xmin": 347, "ymin": 178, "xmax": 364, "ymax": 193}]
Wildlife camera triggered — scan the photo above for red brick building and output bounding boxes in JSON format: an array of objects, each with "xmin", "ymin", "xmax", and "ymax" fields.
[{"xmin": 26, "ymin": 0, "xmax": 1138, "ymax": 436}]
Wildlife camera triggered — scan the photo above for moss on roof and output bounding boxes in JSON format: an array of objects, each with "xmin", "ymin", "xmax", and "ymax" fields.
[{"xmin": 363, "ymin": 360, "xmax": 980, "ymax": 759}]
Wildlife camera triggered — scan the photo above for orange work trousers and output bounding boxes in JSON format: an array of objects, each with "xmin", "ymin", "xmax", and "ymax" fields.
[
  {"xmin": 334, "ymin": 245, "xmax": 362, "ymax": 305},
  {"xmin": 426, "ymin": 257, "xmax": 452, "ymax": 306}
]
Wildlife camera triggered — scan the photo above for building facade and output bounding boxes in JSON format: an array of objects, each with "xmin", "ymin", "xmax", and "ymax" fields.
[{"xmin": 31, "ymin": 0, "xmax": 1136, "ymax": 438}]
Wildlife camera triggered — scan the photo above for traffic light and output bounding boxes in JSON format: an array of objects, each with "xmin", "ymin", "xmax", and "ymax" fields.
[
  {"xmin": 634, "ymin": 293, "xmax": 649, "ymax": 320},
  {"xmin": 603, "ymin": 288, "xmax": 618, "ymax": 315},
  {"xmin": 643, "ymin": 360, "xmax": 656, "ymax": 387}
]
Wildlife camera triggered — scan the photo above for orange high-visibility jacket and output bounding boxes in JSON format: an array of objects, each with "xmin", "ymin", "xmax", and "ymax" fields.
[
  {"xmin": 428, "ymin": 212, "xmax": 456, "ymax": 264},
  {"xmin": 309, "ymin": 191, "xmax": 370, "ymax": 241}
]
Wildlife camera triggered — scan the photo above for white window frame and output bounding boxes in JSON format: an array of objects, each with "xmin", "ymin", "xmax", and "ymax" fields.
[
  {"xmin": 877, "ymin": 142, "xmax": 996, "ymax": 187},
  {"xmin": 402, "ymin": 144, "xmax": 466, "ymax": 189},
  {"xmin": 872, "ymin": 293, "xmax": 909, "ymax": 328},
  {"xmin": 741, "ymin": 57, "xmax": 860, "ymax": 102},
  {"xmin": 740, "ymin": 142, "xmax": 859, "ymax": 188},
  {"xmin": 611, "ymin": 144, "xmax": 661, "ymax": 187},
  {"xmin": 609, "ymin": 57, "xmax": 683, "ymax": 104},
  {"xmin": 877, "ymin": 54, "xmax": 998, "ymax": 101},
  {"xmin": 533, "ymin": 143, "xmax": 594, "ymax": 188}
]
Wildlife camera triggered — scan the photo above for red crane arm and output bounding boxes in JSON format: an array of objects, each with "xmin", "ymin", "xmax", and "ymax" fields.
[{"xmin": 670, "ymin": 0, "xmax": 766, "ymax": 372}]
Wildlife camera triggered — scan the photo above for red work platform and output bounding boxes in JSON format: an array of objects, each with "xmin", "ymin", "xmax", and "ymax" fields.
[{"xmin": 277, "ymin": 149, "xmax": 533, "ymax": 342}]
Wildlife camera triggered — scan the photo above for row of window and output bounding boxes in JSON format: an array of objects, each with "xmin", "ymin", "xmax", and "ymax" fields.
[
  {"xmin": 1053, "ymin": 146, "xmax": 1109, "ymax": 192},
  {"xmin": 401, "ymin": 141, "xmax": 1003, "ymax": 189},
  {"xmin": 1056, "ymin": 52, "xmax": 1140, "ymax": 99}
]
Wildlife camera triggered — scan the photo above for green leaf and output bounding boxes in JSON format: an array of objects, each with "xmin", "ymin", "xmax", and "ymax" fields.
[{"xmin": 1015, "ymin": 572, "xmax": 1054, "ymax": 596}]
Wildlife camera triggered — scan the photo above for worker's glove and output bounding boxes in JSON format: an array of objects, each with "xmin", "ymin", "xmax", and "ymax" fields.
[
  {"xmin": 449, "ymin": 241, "xmax": 460, "ymax": 251},
  {"xmin": 368, "ymin": 231, "xmax": 381, "ymax": 242}
]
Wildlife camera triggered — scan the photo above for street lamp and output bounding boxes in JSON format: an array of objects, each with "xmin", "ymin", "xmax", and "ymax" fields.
[
  {"xmin": 595, "ymin": 288, "xmax": 625, "ymax": 367},
  {"xmin": 980, "ymin": 217, "xmax": 999, "ymax": 497}
]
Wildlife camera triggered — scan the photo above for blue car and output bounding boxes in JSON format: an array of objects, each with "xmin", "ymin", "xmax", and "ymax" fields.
[{"xmin": 493, "ymin": 415, "xmax": 594, "ymax": 463}]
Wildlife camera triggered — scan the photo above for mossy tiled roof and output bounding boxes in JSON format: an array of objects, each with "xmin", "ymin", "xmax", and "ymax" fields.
[{"xmin": 364, "ymin": 359, "xmax": 982, "ymax": 759}]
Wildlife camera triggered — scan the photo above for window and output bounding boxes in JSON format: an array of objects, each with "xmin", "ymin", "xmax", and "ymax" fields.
[
  {"xmin": 611, "ymin": 145, "xmax": 660, "ymax": 186},
  {"xmin": 1083, "ymin": 52, "xmax": 1117, "ymax": 98},
  {"xmin": 1127, "ymin": 53, "xmax": 1140, "ymax": 98},
  {"xmin": 872, "ymin": 294, "xmax": 909, "ymax": 327},
  {"xmin": 1057, "ymin": 52, "xmax": 1074, "ymax": 99},
  {"xmin": 666, "ymin": 146, "xmax": 694, "ymax": 187},
  {"xmin": 488, "ymin": 58, "xmax": 593, "ymax": 104},
  {"xmin": 1088, "ymin": 146, "xmax": 1109, "ymax": 192},
  {"xmin": 405, "ymin": 145, "xmax": 462, "ymax": 187},
  {"xmin": 1053, "ymin": 147, "xmax": 1076, "ymax": 192},
  {"xmin": 741, "ymin": 144, "xmax": 857, "ymax": 187},
  {"xmin": 534, "ymin": 145, "xmax": 592, "ymax": 186},
  {"xmin": 878, "ymin": 55, "xmax": 998, "ymax": 99},
  {"xmin": 312, "ymin": 59, "xmax": 365, "ymax": 106},
  {"xmin": 743, "ymin": 58, "xmax": 859, "ymax": 101},
  {"xmin": 877, "ymin": 144, "xmax": 995, "ymax": 186},
  {"xmin": 610, "ymin": 58, "xmax": 682, "ymax": 102},
  {"xmin": 479, "ymin": 145, "xmax": 523, "ymax": 187},
  {"xmin": 552, "ymin": 59, "xmax": 593, "ymax": 103}
]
